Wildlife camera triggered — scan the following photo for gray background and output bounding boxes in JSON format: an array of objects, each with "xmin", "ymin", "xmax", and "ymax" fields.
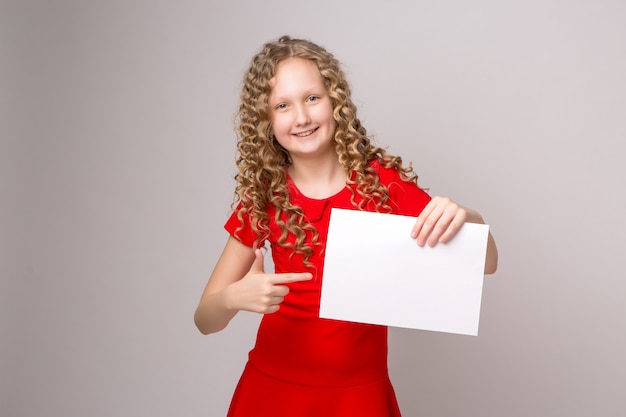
[{"xmin": 2, "ymin": 0, "xmax": 625, "ymax": 416}]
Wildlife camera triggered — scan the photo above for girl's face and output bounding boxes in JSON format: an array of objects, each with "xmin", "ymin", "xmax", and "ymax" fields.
[{"xmin": 269, "ymin": 58, "xmax": 336, "ymax": 163}]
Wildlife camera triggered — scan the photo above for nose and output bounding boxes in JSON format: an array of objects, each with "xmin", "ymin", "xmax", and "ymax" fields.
[{"xmin": 295, "ymin": 104, "xmax": 311, "ymax": 126}]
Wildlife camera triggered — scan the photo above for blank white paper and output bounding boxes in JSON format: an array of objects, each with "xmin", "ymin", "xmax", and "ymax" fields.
[{"xmin": 319, "ymin": 208, "xmax": 489, "ymax": 336}]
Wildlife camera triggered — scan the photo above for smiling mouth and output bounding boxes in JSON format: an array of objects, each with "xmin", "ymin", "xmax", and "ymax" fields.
[{"xmin": 293, "ymin": 128, "xmax": 317, "ymax": 137}]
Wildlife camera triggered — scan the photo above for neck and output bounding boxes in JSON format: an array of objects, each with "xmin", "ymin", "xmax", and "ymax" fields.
[{"xmin": 288, "ymin": 153, "xmax": 346, "ymax": 199}]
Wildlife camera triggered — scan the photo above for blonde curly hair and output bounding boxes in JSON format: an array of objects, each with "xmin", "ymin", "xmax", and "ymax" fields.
[{"xmin": 234, "ymin": 35, "xmax": 418, "ymax": 264}]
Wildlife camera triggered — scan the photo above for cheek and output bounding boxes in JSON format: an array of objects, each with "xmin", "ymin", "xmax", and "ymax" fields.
[
  {"xmin": 324, "ymin": 108, "xmax": 337, "ymax": 132},
  {"xmin": 271, "ymin": 115, "xmax": 289, "ymax": 135},
  {"xmin": 322, "ymin": 103, "xmax": 336, "ymax": 125}
]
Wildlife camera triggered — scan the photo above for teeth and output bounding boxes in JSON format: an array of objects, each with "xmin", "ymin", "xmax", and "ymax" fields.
[{"xmin": 295, "ymin": 129, "xmax": 315, "ymax": 137}]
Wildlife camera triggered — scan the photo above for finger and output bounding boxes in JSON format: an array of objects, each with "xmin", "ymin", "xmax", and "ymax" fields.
[
  {"xmin": 424, "ymin": 204, "xmax": 466, "ymax": 246},
  {"xmin": 270, "ymin": 272, "xmax": 313, "ymax": 285},
  {"xmin": 423, "ymin": 203, "xmax": 458, "ymax": 246},
  {"xmin": 250, "ymin": 248, "xmax": 265, "ymax": 273},
  {"xmin": 271, "ymin": 294, "xmax": 285, "ymax": 305},
  {"xmin": 436, "ymin": 207, "xmax": 467, "ymax": 244},
  {"xmin": 264, "ymin": 304, "xmax": 280, "ymax": 314},
  {"xmin": 418, "ymin": 202, "xmax": 458, "ymax": 247},
  {"xmin": 272, "ymin": 284, "xmax": 290, "ymax": 298},
  {"xmin": 262, "ymin": 291, "xmax": 288, "ymax": 314},
  {"xmin": 262, "ymin": 294, "xmax": 287, "ymax": 314},
  {"xmin": 415, "ymin": 199, "xmax": 448, "ymax": 246},
  {"xmin": 411, "ymin": 199, "xmax": 436, "ymax": 239}
]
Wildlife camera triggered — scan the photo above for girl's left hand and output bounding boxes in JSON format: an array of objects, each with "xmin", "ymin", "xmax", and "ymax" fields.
[{"xmin": 410, "ymin": 196, "xmax": 470, "ymax": 247}]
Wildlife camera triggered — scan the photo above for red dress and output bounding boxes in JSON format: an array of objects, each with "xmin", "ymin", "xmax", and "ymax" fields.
[{"xmin": 224, "ymin": 160, "xmax": 431, "ymax": 417}]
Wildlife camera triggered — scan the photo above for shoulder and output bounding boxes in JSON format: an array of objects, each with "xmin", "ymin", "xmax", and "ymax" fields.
[
  {"xmin": 367, "ymin": 158, "xmax": 406, "ymax": 185},
  {"xmin": 368, "ymin": 158, "xmax": 431, "ymax": 216},
  {"xmin": 224, "ymin": 200, "xmax": 277, "ymax": 248}
]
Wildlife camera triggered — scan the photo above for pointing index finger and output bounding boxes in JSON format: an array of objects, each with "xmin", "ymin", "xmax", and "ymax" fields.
[{"xmin": 270, "ymin": 272, "xmax": 313, "ymax": 285}]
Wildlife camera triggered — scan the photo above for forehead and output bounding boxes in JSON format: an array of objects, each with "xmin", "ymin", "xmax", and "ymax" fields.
[{"xmin": 270, "ymin": 58, "xmax": 324, "ymax": 92}]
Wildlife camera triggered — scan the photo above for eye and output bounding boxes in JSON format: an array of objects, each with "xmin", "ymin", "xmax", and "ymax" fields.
[
  {"xmin": 307, "ymin": 95, "xmax": 320, "ymax": 103},
  {"xmin": 275, "ymin": 103, "xmax": 288, "ymax": 110}
]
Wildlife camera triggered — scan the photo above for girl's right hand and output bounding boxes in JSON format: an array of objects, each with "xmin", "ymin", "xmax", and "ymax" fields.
[{"xmin": 226, "ymin": 249, "xmax": 312, "ymax": 314}]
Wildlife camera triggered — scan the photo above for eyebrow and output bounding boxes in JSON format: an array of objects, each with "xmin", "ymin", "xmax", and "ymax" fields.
[{"xmin": 271, "ymin": 87, "xmax": 325, "ymax": 101}]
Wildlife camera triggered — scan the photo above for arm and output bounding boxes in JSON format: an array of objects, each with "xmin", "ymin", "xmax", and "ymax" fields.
[
  {"xmin": 194, "ymin": 236, "xmax": 255, "ymax": 335},
  {"xmin": 465, "ymin": 206, "xmax": 498, "ymax": 274},
  {"xmin": 410, "ymin": 196, "xmax": 498, "ymax": 274},
  {"xmin": 194, "ymin": 236, "xmax": 313, "ymax": 335}
]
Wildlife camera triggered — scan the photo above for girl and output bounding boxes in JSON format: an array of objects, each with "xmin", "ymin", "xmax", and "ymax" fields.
[{"xmin": 195, "ymin": 35, "xmax": 498, "ymax": 417}]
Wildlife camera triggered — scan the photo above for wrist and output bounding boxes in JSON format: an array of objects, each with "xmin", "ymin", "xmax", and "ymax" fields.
[
  {"xmin": 464, "ymin": 207, "xmax": 485, "ymax": 224},
  {"xmin": 222, "ymin": 284, "xmax": 236, "ymax": 311}
]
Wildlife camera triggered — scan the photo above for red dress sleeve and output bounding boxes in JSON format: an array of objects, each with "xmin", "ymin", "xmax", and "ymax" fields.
[
  {"xmin": 375, "ymin": 160, "xmax": 431, "ymax": 217},
  {"xmin": 224, "ymin": 203, "xmax": 264, "ymax": 248}
]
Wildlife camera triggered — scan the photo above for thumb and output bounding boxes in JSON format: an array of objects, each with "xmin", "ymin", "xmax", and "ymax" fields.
[{"xmin": 250, "ymin": 248, "xmax": 265, "ymax": 273}]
